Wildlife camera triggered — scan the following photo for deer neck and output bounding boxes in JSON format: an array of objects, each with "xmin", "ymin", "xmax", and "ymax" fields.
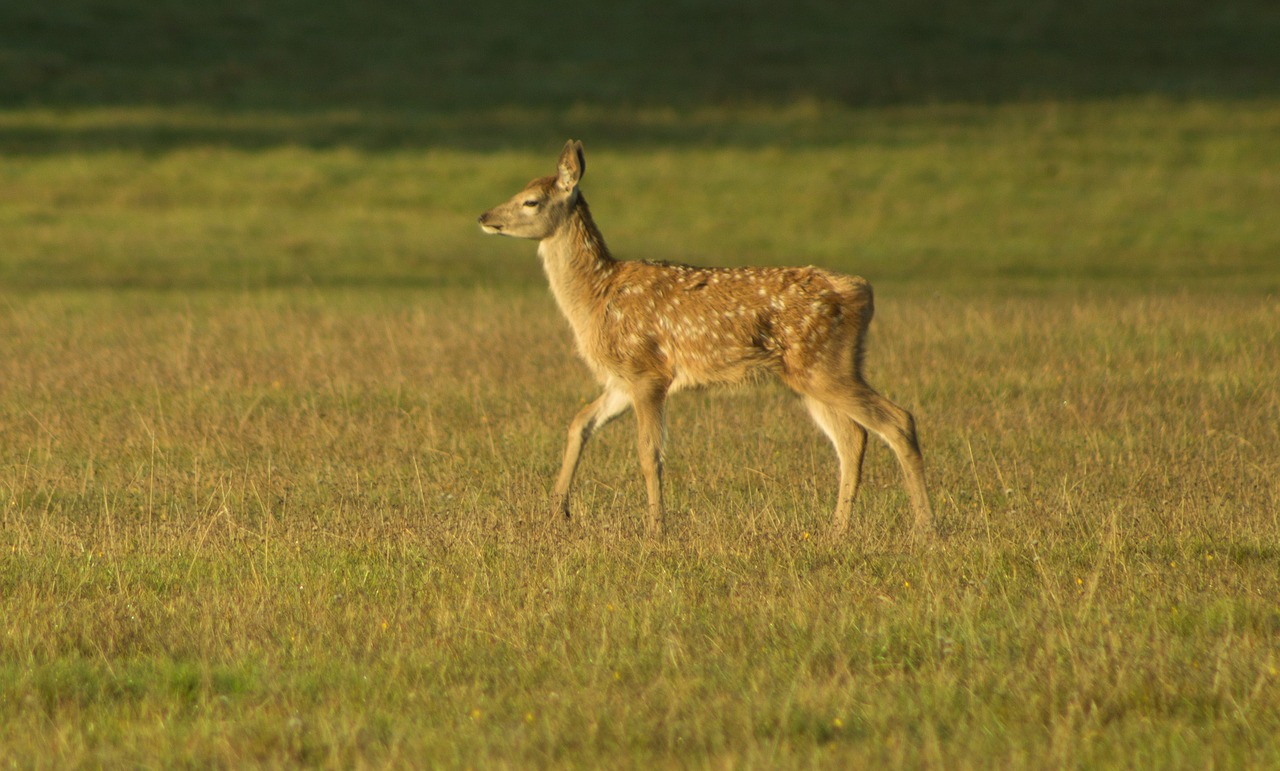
[{"xmin": 537, "ymin": 196, "xmax": 616, "ymax": 348}]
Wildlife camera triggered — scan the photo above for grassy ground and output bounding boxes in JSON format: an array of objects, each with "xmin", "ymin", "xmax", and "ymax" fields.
[
  {"xmin": 5, "ymin": 0, "xmax": 1280, "ymax": 110},
  {"xmin": 4, "ymin": 100, "xmax": 1278, "ymax": 294},
  {"xmin": 3, "ymin": 0, "xmax": 1280, "ymax": 767},
  {"xmin": 2, "ymin": 289, "xmax": 1278, "ymax": 767}
]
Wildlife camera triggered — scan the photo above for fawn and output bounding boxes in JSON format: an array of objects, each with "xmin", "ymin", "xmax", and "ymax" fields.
[{"xmin": 478, "ymin": 140, "xmax": 935, "ymax": 539}]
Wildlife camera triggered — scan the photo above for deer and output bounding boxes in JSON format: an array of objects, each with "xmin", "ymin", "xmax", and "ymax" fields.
[{"xmin": 478, "ymin": 140, "xmax": 935, "ymax": 541}]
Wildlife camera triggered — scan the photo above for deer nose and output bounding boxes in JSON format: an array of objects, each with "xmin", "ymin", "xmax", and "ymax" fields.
[{"xmin": 477, "ymin": 213, "xmax": 503, "ymax": 233}]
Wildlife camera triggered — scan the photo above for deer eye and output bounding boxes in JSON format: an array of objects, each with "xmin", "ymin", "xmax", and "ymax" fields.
[{"xmin": 522, "ymin": 199, "xmax": 540, "ymax": 208}]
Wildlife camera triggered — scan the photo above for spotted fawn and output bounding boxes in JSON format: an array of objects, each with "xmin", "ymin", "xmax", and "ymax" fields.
[{"xmin": 479, "ymin": 140, "xmax": 935, "ymax": 540}]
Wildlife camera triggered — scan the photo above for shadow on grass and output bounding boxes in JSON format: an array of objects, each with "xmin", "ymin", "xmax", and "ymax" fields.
[{"xmin": 3, "ymin": 0, "xmax": 1279, "ymax": 152}]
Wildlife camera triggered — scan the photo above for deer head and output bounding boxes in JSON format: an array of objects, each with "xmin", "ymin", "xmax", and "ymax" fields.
[{"xmin": 478, "ymin": 140, "xmax": 586, "ymax": 240}]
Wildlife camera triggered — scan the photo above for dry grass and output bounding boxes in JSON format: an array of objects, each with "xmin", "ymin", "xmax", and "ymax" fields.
[{"xmin": 2, "ymin": 288, "xmax": 1277, "ymax": 767}]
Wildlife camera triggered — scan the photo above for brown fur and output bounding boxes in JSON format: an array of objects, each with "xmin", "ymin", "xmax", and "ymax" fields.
[{"xmin": 479, "ymin": 140, "xmax": 935, "ymax": 539}]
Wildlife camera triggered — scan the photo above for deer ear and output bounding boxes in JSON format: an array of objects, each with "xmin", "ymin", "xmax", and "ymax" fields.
[{"xmin": 557, "ymin": 140, "xmax": 585, "ymax": 191}]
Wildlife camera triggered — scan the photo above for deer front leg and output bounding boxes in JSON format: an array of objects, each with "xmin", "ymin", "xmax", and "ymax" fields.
[
  {"xmin": 552, "ymin": 387, "xmax": 632, "ymax": 521},
  {"xmin": 630, "ymin": 382, "xmax": 669, "ymax": 537}
]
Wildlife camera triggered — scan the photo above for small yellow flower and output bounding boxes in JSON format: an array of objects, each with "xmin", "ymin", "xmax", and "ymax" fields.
[
  {"xmin": 613, "ymin": 671, "xmax": 622, "ymax": 681},
  {"xmin": 832, "ymin": 717, "xmax": 844, "ymax": 729},
  {"xmin": 903, "ymin": 579, "xmax": 911, "ymax": 589},
  {"xmin": 525, "ymin": 712, "xmax": 535, "ymax": 723},
  {"xmin": 470, "ymin": 708, "xmax": 482, "ymax": 721},
  {"xmin": 802, "ymin": 531, "xmax": 810, "ymax": 540},
  {"xmin": 1076, "ymin": 577, "xmax": 1083, "ymax": 586}
]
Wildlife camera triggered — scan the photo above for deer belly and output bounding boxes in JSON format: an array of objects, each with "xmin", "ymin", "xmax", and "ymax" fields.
[{"xmin": 665, "ymin": 338, "xmax": 778, "ymax": 391}]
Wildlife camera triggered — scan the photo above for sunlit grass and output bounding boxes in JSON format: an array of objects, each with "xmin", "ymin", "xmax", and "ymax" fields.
[{"xmin": 2, "ymin": 286, "xmax": 1278, "ymax": 766}]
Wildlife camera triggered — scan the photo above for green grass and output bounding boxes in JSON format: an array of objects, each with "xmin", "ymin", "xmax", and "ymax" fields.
[
  {"xmin": 4, "ymin": 99, "xmax": 1279, "ymax": 293},
  {"xmin": 3, "ymin": 0, "xmax": 1280, "ymax": 766},
  {"xmin": 5, "ymin": 0, "xmax": 1280, "ymax": 109}
]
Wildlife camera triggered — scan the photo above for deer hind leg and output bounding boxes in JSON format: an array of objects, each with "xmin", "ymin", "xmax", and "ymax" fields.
[
  {"xmin": 553, "ymin": 386, "xmax": 633, "ymax": 520},
  {"xmin": 809, "ymin": 380, "xmax": 935, "ymax": 541},
  {"xmin": 630, "ymin": 381, "xmax": 669, "ymax": 537},
  {"xmin": 803, "ymin": 396, "xmax": 868, "ymax": 537}
]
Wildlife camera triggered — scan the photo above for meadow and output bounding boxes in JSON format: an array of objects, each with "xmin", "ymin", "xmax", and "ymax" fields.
[{"xmin": 3, "ymin": 1, "xmax": 1280, "ymax": 767}]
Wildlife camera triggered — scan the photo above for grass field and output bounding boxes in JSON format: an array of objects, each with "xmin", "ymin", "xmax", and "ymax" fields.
[{"xmin": 4, "ymin": 1, "xmax": 1280, "ymax": 767}]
